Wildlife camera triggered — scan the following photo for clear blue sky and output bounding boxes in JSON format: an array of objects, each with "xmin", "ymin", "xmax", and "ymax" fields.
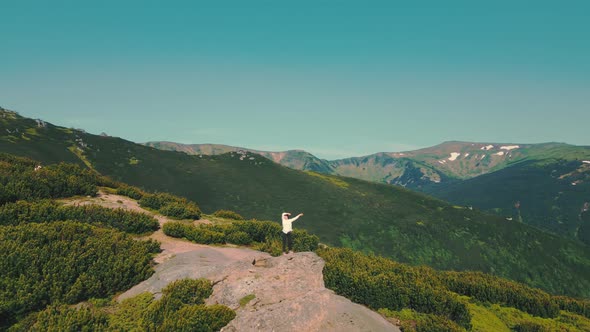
[{"xmin": 1, "ymin": 1, "xmax": 589, "ymax": 159}]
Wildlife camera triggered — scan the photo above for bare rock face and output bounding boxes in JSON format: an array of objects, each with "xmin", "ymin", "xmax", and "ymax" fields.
[
  {"xmin": 119, "ymin": 247, "xmax": 398, "ymax": 331},
  {"xmin": 207, "ymin": 252, "xmax": 399, "ymax": 332},
  {"xmin": 118, "ymin": 246, "xmax": 267, "ymax": 301}
]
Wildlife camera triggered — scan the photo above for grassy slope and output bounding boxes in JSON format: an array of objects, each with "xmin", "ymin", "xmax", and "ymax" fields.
[{"xmin": 1, "ymin": 110, "xmax": 590, "ymax": 298}]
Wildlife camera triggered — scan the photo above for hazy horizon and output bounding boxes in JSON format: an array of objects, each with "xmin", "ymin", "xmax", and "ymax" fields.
[{"xmin": 2, "ymin": 1, "xmax": 589, "ymax": 159}]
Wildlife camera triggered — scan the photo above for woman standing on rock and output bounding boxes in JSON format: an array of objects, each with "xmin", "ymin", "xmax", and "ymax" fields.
[{"xmin": 281, "ymin": 212, "xmax": 303, "ymax": 254}]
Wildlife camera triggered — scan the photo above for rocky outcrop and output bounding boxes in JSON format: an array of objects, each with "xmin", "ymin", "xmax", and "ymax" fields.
[
  {"xmin": 207, "ymin": 252, "xmax": 398, "ymax": 332},
  {"xmin": 119, "ymin": 249, "xmax": 398, "ymax": 331},
  {"xmin": 78, "ymin": 192, "xmax": 397, "ymax": 331}
]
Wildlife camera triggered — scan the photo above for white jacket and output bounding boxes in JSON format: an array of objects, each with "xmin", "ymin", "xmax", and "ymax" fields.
[{"xmin": 281, "ymin": 212, "xmax": 301, "ymax": 234}]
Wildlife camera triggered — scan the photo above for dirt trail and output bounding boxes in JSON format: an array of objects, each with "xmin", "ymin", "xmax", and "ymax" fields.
[
  {"xmin": 64, "ymin": 191, "xmax": 240, "ymax": 264},
  {"xmin": 65, "ymin": 191, "xmax": 399, "ymax": 332}
]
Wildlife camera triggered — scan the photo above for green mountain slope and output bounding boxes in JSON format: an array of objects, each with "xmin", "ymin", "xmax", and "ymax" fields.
[{"xmin": 1, "ymin": 108, "xmax": 590, "ymax": 298}]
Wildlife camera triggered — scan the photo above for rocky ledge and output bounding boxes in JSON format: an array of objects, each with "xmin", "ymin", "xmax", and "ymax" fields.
[{"xmin": 119, "ymin": 248, "xmax": 398, "ymax": 332}]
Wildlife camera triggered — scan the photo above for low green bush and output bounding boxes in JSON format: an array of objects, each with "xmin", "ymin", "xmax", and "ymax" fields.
[
  {"xmin": 159, "ymin": 202, "xmax": 201, "ymax": 220},
  {"xmin": 116, "ymin": 185, "xmax": 144, "ymax": 200},
  {"xmin": 24, "ymin": 305, "xmax": 109, "ymax": 332},
  {"xmin": 139, "ymin": 192, "xmax": 178, "ymax": 210},
  {"xmin": 0, "ymin": 222, "xmax": 157, "ymax": 327},
  {"xmin": 379, "ymin": 308, "xmax": 465, "ymax": 332},
  {"xmin": 161, "ymin": 304, "xmax": 236, "ymax": 332},
  {"xmin": 0, "ymin": 154, "xmax": 99, "ymax": 204},
  {"xmin": 213, "ymin": 209, "xmax": 245, "ymax": 220},
  {"xmin": 163, "ymin": 219, "xmax": 319, "ymax": 256},
  {"xmin": 226, "ymin": 231, "xmax": 252, "ymax": 245},
  {"xmin": 441, "ymin": 271, "xmax": 560, "ymax": 318},
  {"xmin": 318, "ymin": 247, "xmax": 472, "ymax": 329},
  {"xmin": 0, "ymin": 200, "xmax": 159, "ymax": 234},
  {"xmin": 109, "ymin": 292, "xmax": 154, "ymax": 331},
  {"xmin": 513, "ymin": 321, "xmax": 552, "ymax": 332},
  {"xmin": 139, "ymin": 193, "xmax": 202, "ymax": 220},
  {"xmin": 293, "ymin": 229, "xmax": 320, "ymax": 252},
  {"xmin": 11, "ymin": 279, "xmax": 235, "ymax": 332}
]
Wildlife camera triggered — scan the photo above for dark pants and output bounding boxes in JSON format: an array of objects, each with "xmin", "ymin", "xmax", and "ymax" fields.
[{"xmin": 282, "ymin": 231, "xmax": 293, "ymax": 253}]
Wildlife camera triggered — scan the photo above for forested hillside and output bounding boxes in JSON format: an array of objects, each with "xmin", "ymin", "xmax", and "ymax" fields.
[{"xmin": 424, "ymin": 159, "xmax": 590, "ymax": 239}]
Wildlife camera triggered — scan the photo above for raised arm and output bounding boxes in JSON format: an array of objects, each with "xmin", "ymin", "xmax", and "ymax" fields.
[{"xmin": 287, "ymin": 213, "xmax": 304, "ymax": 223}]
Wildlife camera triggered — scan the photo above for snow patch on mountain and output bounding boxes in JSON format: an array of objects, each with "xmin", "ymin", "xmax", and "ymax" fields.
[
  {"xmin": 481, "ymin": 145, "xmax": 494, "ymax": 150},
  {"xmin": 583, "ymin": 161, "xmax": 590, "ymax": 164},
  {"xmin": 464, "ymin": 153, "xmax": 469, "ymax": 158},
  {"xmin": 448, "ymin": 152, "xmax": 460, "ymax": 161},
  {"xmin": 500, "ymin": 145, "xmax": 520, "ymax": 150},
  {"xmin": 495, "ymin": 151, "xmax": 505, "ymax": 156}
]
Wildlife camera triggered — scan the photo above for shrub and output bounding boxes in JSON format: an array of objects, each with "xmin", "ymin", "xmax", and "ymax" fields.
[
  {"xmin": 232, "ymin": 220, "xmax": 282, "ymax": 242},
  {"xmin": 293, "ymin": 229, "xmax": 320, "ymax": 252},
  {"xmin": 0, "ymin": 200, "xmax": 159, "ymax": 234},
  {"xmin": 139, "ymin": 193, "xmax": 202, "ymax": 220},
  {"xmin": 252, "ymin": 238, "xmax": 283, "ymax": 257},
  {"xmin": 379, "ymin": 308, "xmax": 465, "ymax": 332},
  {"xmin": 318, "ymin": 247, "xmax": 472, "ymax": 329},
  {"xmin": 161, "ymin": 304, "xmax": 236, "ymax": 332},
  {"xmin": 108, "ymin": 292, "xmax": 154, "ymax": 332},
  {"xmin": 162, "ymin": 279, "xmax": 213, "ymax": 306},
  {"xmin": 0, "ymin": 154, "xmax": 98, "ymax": 203},
  {"xmin": 139, "ymin": 192, "xmax": 178, "ymax": 210},
  {"xmin": 513, "ymin": 321, "xmax": 552, "ymax": 332},
  {"xmin": 441, "ymin": 271, "xmax": 560, "ymax": 318},
  {"xmin": 162, "ymin": 222, "xmax": 188, "ymax": 239},
  {"xmin": 12, "ymin": 279, "xmax": 235, "ymax": 332},
  {"xmin": 142, "ymin": 279, "xmax": 231, "ymax": 331},
  {"xmin": 0, "ymin": 222, "xmax": 156, "ymax": 325},
  {"xmin": 160, "ymin": 202, "xmax": 201, "ymax": 220},
  {"xmin": 190, "ymin": 228, "xmax": 225, "ymax": 244},
  {"xmin": 213, "ymin": 210, "xmax": 244, "ymax": 220},
  {"xmin": 116, "ymin": 185, "xmax": 144, "ymax": 200},
  {"xmin": 163, "ymin": 220, "xmax": 319, "ymax": 256},
  {"xmin": 26, "ymin": 305, "xmax": 109, "ymax": 332},
  {"xmin": 226, "ymin": 231, "xmax": 252, "ymax": 245}
]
